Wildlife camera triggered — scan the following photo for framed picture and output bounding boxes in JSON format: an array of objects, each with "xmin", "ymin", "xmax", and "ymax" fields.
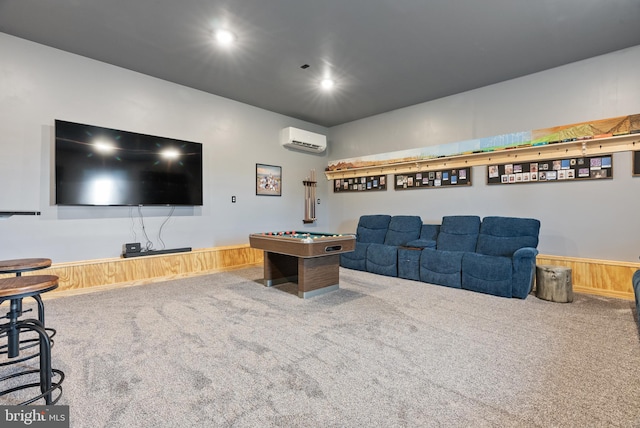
[{"xmin": 256, "ymin": 163, "xmax": 281, "ymax": 196}]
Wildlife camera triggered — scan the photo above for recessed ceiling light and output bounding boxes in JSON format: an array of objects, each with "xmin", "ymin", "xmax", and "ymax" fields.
[
  {"xmin": 320, "ymin": 79, "xmax": 334, "ymax": 90},
  {"xmin": 215, "ymin": 29, "xmax": 236, "ymax": 46}
]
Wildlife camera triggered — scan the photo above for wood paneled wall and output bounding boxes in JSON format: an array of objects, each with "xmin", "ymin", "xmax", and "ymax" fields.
[
  {"xmin": 0, "ymin": 245, "xmax": 263, "ymax": 296},
  {"xmin": 536, "ymin": 254, "xmax": 639, "ymax": 300},
  {"xmin": 2, "ymin": 248, "xmax": 637, "ymax": 301}
]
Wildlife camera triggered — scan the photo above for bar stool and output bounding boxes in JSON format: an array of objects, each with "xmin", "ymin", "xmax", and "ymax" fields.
[
  {"xmin": 0, "ymin": 275, "xmax": 64, "ymax": 405},
  {"xmin": 0, "ymin": 258, "xmax": 52, "ymax": 323},
  {"xmin": 0, "ymin": 259, "xmax": 56, "ymax": 362}
]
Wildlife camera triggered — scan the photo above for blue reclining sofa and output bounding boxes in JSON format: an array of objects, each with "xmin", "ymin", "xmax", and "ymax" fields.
[
  {"xmin": 632, "ymin": 270, "xmax": 640, "ymax": 326},
  {"xmin": 340, "ymin": 215, "xmax": 424, "ymax": 277},
  {"xmin": 398, "ymin": 224, "xmax": 440, "ymax": 281},
  {"xmin": 366, "ymin": 215, "xmax": 423, "ymax": 277},
  {"xmin": 420, "ymin": 215, "xmax": 481, "ymax": 288},
  {"xmin": 461, "ymin": 216, "xmax": 540, "ymax": 298},
  {"xmin": 341, "ymin": 214, "xmax": 540, "ymax": 299},
  {"xmin": 340, "ymin": 215, "xmax": 391, "ymax": 272}
]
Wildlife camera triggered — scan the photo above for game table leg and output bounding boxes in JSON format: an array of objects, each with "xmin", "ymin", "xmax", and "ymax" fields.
[
  {"xmin": 263, "ymin": 252, "xmax": 298, "ymax": 286},
  {"xmin": 298, "ymin": 254, "xmax": 340, "ymax": 298},
  {"xmin": 262, "ymin": 251, "xmax": 340, "ymax": 298}
]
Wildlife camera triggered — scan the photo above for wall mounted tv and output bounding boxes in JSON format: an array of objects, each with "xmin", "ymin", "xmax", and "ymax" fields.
[{"xmin": 55, "ymin": 120, "xmax": 203, "ymax": 206}]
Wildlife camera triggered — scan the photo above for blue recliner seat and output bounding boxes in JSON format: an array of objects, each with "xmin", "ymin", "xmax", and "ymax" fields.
[
  {"xmin": 632, "ymin": 270, "xmax": 640, "ymax": 326},
  {"xmin": 420, "ymin": 216, "xmax": 481, "ymax": 288},
  {"xmin": 340, "ymin": 215, "xmax": 391, "ymax": 271},
  {"xmin": 366, "ymin": 215, "xmax": 422, "ymax": 277},
  {"xmin": 461, "ymin": 216, "xmax": 540, "ymax": 298}
]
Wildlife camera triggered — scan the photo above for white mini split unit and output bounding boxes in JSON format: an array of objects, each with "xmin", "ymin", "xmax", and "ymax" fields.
[{"xmin": 281, "ymin": 127, "xmax": 327, "ymax": 153}]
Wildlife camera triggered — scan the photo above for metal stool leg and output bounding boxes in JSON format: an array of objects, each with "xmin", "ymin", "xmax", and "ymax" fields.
[
  {"xmin": 36, "ymin": 321, "xmax": 52, "ymax": 403},
  {"xmin": 0, "ymin": 320, "xmax": 64, "ymax": 405},
  {"xmin": 0, "ymin": 295, "xmax": 64, "ymax": 405},
  {"xmin": 7, "ymin": 298, "xmax": 22, "ymax": 358},
  {"xmin": 32, "ymin": 294, "xmax": 56, "ymax": 342},
  {"xmin": 33, "ymin": 294, "xmax": 44, "ymax": 324},
  {"xmin": 1, "ymin": 294, "xmax": 56, "ymax": 365},
  {"xmin": 0, "ymin": 274, "xmax": 63, "ymax": 404}
]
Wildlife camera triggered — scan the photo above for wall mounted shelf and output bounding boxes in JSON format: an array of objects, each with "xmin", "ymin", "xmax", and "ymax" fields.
[
  {"xmin": 324, "ymin": 134, "xmax": 640, "ymax": 181},
  {"xmin": 0, "ymin": 211, "xmax": 41, "ymax": 218}
]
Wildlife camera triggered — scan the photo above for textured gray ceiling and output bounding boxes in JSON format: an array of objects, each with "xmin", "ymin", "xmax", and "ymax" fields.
[{"xmin": 2, "ymin": 0, "xmax": 640, "ymax": 127}]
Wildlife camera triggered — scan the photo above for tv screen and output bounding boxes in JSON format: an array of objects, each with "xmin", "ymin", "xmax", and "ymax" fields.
[{"xmin": 55, "ymin": 120, "xmax": 203, "ymax": 206}]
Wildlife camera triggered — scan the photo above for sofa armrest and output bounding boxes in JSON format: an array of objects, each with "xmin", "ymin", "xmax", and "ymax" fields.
[
  {"xmin": 404, "ymin": 239, "xmax": 436, "ymax": 249},
  {"xmin": 512, "ymin": 247, "xmax": 539, "ymax": 299},
  {"xmin": 632, "ymin": 270, "xmax": 640, "ymax": 325},
  {"xmin": 513, "ymin": 247, "xmax": 538, "ymax": 261}
]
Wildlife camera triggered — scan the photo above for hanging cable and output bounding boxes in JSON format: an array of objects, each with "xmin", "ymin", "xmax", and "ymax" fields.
[
  {"xmin": 157, "ymin": 206, "xmax": 175, "ymax": 250},
  {"xmin": 137, "ymin": 206, "xmax": 154, "ymax": 251},
  {"xmin": 129, "ymin": 206, "xmax": 138, "ymax": 244}
]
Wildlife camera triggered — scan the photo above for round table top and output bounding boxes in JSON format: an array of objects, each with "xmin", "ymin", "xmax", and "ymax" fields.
[
  {"xmin": 0, "ymin": 258, "xmax": 52, "ymax": 274},
  {"xmin": 0, "ymin": 275, "xmax": 59, "ymax": 299}
]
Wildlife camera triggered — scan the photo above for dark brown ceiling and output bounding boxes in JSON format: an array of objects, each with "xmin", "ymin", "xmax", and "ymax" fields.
[{"xmin": 2, "ymin": 0, "xmax": 640, "ymax": 127}]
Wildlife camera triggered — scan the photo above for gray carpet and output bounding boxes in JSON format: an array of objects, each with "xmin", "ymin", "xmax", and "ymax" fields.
[{"xmin": 2, "ymin": 266, "xmax": 640, "ymax": 427}]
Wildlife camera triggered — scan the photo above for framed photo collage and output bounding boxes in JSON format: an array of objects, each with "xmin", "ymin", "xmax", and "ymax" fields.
[
  {"xmin": 333, "ymin": 154, "xmax": 623, "ymax": 194},
  {"xmin": 486, "ymin": 155, "xmax": 613, "ymax": 185},
  {"xmin": 394, "ymin": 167, "xmax": 471, "ymax": 190},
  {"xmin": 334, "ymin": 175, "xmax": 387, "ymax": 192}
]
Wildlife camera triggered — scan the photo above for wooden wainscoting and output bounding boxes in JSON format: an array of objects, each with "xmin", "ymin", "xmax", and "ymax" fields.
[
  {"xmin": 2, "ymin": 249, "xmax": 637, "ymax": 301},
  {"xmin": 0, "ymin": 245, "xmax": 263, "ymax": 297},
  {"xmin": 536, "ymin": 254, "xmax": 640, "ymax": 301}
]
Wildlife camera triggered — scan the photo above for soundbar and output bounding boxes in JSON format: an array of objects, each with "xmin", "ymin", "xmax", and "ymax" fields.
[{"xmin": 122, "ymin": 247, "xmax": 192, "ymax": 258}]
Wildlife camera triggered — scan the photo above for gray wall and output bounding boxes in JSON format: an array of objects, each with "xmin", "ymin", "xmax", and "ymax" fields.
[
  {"xmin": 326, "ymin": 45, "xmax": 640, "ymax": 263},
  {"xmin": 3, "ymin": 32, "xmax": 639, "ymax": 265},
  {"xmin": 0, "ymin": 33, "xmax": 329, "ymax": 263}
]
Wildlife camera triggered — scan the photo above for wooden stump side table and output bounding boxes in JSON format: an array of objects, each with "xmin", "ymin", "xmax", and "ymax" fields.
[{"xmin": 535, "ymin": 265, "xmax": 573, "ymax": 303}]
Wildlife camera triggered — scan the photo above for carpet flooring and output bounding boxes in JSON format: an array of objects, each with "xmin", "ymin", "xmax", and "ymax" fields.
[{"xmin": 2, "ymin": 266, "xmax": 639, "ymax": 427}]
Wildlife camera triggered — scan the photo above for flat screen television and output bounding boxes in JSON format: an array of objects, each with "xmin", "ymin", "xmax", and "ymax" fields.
[{"xmin": 55, "ymin": 120, "xmax": 203, "ymax": 206}]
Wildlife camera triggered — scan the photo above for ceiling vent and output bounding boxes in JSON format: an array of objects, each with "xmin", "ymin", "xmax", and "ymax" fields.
[{"xmin": 281, "ymin": 127, "xmax": 326, "ymax": 153}]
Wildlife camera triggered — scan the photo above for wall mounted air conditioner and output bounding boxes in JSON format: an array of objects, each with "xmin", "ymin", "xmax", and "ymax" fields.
[{"xmin": 281, "ymin": 127, "xmax": 327, "ymax": 153}]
